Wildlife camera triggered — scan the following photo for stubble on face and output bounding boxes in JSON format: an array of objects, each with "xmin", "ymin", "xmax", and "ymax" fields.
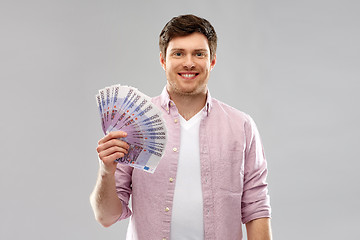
[{"xmin": 166, "ymin": 76, "xmax": 208, "ymax": 97}]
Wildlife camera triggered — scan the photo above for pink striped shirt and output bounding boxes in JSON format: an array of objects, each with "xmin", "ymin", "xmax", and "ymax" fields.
[{"xmin": 115, "ymin": 87, "xmax": 271, "ymax": 240}]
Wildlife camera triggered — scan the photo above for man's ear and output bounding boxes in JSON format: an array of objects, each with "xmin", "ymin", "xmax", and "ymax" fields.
[
  {"xmin": 210, "ymin": 54, "xmax": 216, "ymax": 71},
  {"xmin": 159, "ymin": 52, "xmax": 166, "ymax": 71}
]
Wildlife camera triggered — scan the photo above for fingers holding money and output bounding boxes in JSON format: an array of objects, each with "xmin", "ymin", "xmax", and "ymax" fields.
[
  {"xmin": 97, "ymin": 131, "xmax": 130, "ymax": 164},
  {"xmin": 98, "ymin": 145, "xmax": 128, "ymax": 161}
]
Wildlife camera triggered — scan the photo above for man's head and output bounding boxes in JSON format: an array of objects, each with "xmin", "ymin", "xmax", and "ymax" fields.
[
  {"xmin": 159, "ymin": 14, "xmax": 217, "ymax": 61},
  {"xmin": 159, "ymin": 15, "xmax": 217, "ymax": 98}
]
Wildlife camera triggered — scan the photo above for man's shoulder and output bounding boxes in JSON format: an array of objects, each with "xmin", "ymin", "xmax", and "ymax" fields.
[
  {"xmin": 151, "ymin": 94, "xmax": 162, "ymax": 102},
  {"xmin": 211, "ymin": 97, "xmax": 251, "ymax": 122},
  {"xmin": 151, "ymin": 95, "xmax": 163, "ymax": 109}
]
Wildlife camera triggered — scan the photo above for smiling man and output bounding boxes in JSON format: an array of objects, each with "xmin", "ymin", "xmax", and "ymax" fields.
[{"xmin": 91, "ymin": 14, "xmax": 272, "ymax": 240}]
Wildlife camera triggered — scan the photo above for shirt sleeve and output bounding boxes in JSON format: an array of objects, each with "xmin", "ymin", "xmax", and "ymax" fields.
[
  {"xmin": 114, "ymin": 164, "xmax": 134, "ymax": 221},
  {"xmin": 241, "ymin": 114, "xmax": 271, "ymax": 224}
]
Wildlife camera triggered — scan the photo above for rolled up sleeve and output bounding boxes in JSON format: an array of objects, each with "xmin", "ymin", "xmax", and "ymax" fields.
[
  {"xmin": 241, "ymin": 115, "xmax": 271, "ymax": 224},
  {"xmin": 114, "ymin": 164, "xmax": 134, "ymax": 221}
]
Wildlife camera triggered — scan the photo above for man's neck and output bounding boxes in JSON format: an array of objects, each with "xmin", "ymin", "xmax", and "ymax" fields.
[{"xmin": 169, "ymin": 91, "xmax": 207, "ymax": 121}]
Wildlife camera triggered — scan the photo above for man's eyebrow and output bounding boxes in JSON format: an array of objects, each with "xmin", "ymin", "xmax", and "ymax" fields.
[
  {"xmin": 194, "ymin": 49, "xmax": 209, "ymax": 52},
  {"xmin": 169, "ymin": 48, "xmax": 185, "ymax": 52},
  {"xmin": 169, "ymin": 48, "xmax": 209, "ymax": 52}
]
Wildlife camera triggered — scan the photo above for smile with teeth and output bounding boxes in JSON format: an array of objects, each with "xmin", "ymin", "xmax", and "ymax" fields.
[{"xmin": 178, "ymin": 73, "xmax": 199, "ymax": 79}]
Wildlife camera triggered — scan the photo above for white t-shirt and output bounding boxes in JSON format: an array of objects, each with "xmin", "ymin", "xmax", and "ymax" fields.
[{"xmin": 170, "ymin": 111, "xmax": 204, "ymax": 240}]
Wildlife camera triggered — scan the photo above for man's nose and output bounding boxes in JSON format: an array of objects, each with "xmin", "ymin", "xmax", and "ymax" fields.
[{"xmin": 183, "ymin": 55, "xmax": 195, "ymax": 69}]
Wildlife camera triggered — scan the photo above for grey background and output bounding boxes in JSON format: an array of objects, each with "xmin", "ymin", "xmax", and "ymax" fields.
[{"xmin": 1, "ymin": 0, "xmax": 359, "ymax": 239}]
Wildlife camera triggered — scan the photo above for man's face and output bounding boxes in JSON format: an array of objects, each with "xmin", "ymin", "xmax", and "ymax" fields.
[{"xmin": 160, "ymin": 32, "xmax": 216, "ymax": 97}]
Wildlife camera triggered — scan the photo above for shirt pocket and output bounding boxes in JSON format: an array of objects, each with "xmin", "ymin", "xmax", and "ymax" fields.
[{"xmin": 215, "ymin": 150, "xmax": 244, "ymax": 193}]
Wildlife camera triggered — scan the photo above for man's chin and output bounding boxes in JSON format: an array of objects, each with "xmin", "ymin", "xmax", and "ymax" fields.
[
  {"xmin": 175, "ymin": 87, "xmax": 205, "ymax": 96},
  {"xmin": 167, "ymin": 82, "xmax": 207, "ymax": 97}
]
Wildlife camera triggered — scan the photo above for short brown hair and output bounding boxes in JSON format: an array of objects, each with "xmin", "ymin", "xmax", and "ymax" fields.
[{"xmin": 159, "ymin": 14, "xmax": 217, "ymax": 60}]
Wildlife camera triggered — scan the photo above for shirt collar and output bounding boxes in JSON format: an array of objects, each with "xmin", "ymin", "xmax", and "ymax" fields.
[{"xmin": 160, "ymin": 86, "xmax": 213, "ymax": 116}]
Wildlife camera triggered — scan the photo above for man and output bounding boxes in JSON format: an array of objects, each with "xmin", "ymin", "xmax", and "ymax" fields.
[{"xmin": 90, "ymin": 14, "xmax": 272, "ymax": 240}]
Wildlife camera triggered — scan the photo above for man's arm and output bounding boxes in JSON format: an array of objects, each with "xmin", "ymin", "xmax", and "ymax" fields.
[
  {"xmin": 245, "ymin": 217, "xmax": 272, "ymax": 240},
  {"xmin": 90, "ymin": 131, "xmax": 129, "ymax": 227},
  {"xmin": 242, "ymin": 115, "xmax": 272, "ymax": 239}
]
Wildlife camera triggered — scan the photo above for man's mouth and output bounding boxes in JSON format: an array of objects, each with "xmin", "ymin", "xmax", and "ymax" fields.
[{"xmin": 178, "ymin": 73, "xmax": 199, "ymax": 79}]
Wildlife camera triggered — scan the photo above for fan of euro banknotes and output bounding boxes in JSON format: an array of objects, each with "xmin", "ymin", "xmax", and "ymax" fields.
[{"xmin": 95, "ymin": 85, "xmax": 167, "ymax": 173}]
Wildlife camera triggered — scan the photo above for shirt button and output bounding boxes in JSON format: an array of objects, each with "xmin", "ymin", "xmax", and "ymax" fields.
[
  {"xmin": 169, "ymin": 177, "xmax": 174, "ymax": 183},
  {"xmin": 173, "ymin": 147, "xmax": 178, "ymax": 152},
  {"xmin": 174, "ymin": 119, "xmax": 178, "ymax": 123},
  {"xmin": 165, "ymin": 207, "xmax": 170, "ymax": 212},
  {"xmin": 162, "ymin": 238, "xmax": 167, "ymax": 240}
]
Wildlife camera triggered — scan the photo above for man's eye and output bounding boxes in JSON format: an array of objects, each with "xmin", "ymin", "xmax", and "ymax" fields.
[
  {"xmin": 195, "ymin": 52, "xmax": 205, "ymax": 57},
  {"xmin": 174, "ymin": 52, "xmax": 182, "ymax": 56}
]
